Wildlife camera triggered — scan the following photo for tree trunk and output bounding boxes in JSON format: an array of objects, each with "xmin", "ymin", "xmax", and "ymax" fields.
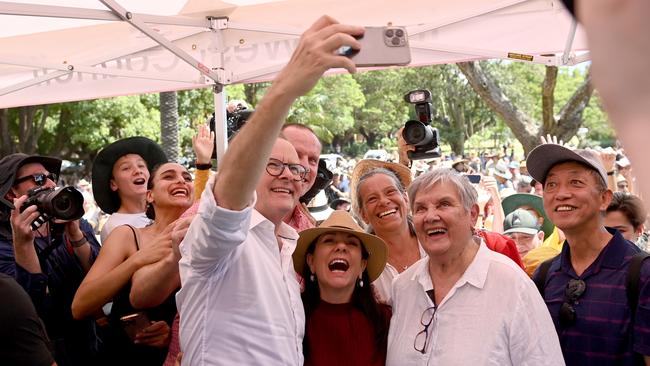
[
  {"xmin": 457, "ymin": 62, "xmax": 594, "ymax": 155},
  {"xmin": 160, "ymin": 91, "xmax": 179, "ymax": 161},
  {"xmin": 0, "ymin": 109, "xmax": 13, "ymax": 156}
]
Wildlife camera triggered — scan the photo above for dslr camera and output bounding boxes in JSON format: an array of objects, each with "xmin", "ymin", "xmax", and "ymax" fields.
[
  {"xmin": 208, "ymin": 103, "xmax": 255, "ymax": 159},
  {"xmin": 401, "ymin": 89, "xmax": 441, "ymax": 160},
  {"xmin": 20, "ymin": 186, "xmax": 85, "ymax": 229}
]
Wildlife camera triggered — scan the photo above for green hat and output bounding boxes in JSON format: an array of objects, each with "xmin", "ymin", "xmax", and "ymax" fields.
[
  {"xmin": 501, "ymin": 193, "xmax": 553, "ymax": 238},
  {"xmin": 504, "ymin": 209, "xmax": 541, "ymax": 236}
]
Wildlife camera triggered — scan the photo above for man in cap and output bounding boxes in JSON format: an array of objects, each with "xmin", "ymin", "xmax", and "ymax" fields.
[
  {"xmin": 528, "ymin": 144, "xmax": 650, "ymax": 365},
  {"xmin": 503, "ymin": 209, "xmax": 544, "ymax": 258},
  {"xmin": 0, "ymin": 153, "xmax": 101, "ymax": 365}
]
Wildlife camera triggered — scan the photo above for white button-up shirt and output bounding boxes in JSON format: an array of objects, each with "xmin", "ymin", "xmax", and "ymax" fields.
[
  {"xmin": 177, "ymin": 181, "xmax": 305, "ymax": 366},
  {"xmin": 373, "ymin": 244, "xmax": 427, "ymax": 305},
  {"xmin": 387, "ymin": 241, "xmax": 564, "ymax": 366}
]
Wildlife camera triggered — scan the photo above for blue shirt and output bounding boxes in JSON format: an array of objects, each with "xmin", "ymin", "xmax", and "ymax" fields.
[
  {"xmin": 533, "ymin": 227, "xmax": 650, "ymax": 365},
  {"xmin": 0, "ymin": 219, "xmax": 100, "ymax": 366}
]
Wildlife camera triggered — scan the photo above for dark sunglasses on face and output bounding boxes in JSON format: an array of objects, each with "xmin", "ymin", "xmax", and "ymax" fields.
[
  {"xmin": 13, "ymin": 172, "xmax": 58, "ymax": 187},
  {"xmin": 559, "ymin": 279, "xmax": 586, "ymax": 327},
  {"xmin": 266, "ymin": 158, "xmax": 307, "ymax": 182},
  {"xmin": 413, "ymin": 305, "xmax": 436, "ymax": 354}
]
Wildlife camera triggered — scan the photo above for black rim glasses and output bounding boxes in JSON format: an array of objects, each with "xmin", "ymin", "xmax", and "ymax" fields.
[
  {"xmin": 13, "ymin": 172, "xmax": 58, "ymax": 187},
  {"xmin": 266, "ymin": 158, "xmax": 307, "ymax": 182},
  {"xmin": 559, "ymin": 279, "xmax": 586, "ymax": 327},
  {"xmin": 413, "ymin": 305, "xmax": 436, "ymax": 354}
]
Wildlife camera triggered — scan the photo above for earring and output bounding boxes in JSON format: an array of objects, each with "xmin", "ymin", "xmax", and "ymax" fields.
[
  {"xmin": 358, "ymin": 275, "xmax": 364, "ymax": 288},
  {"xmin": 310, "ymin": 273, "xmax": 315, "ymax": 282}
]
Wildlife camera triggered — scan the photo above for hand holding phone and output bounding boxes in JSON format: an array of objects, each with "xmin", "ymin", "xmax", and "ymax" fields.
[
  {"xmin": 339, "ymin": 26, "xmax": 411, "ymax": 67},
  {"xmin": 120, "ymin": 312, "xmax": 151, "ymax": 342}
]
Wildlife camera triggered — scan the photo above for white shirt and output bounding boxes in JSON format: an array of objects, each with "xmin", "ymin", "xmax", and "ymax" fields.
[
  {"xmin": 373, "ymin": 244, "xmax": 427, "ymax": 305},
  {"xmin": 177, "ymin": 181, "xmax": 305, "ymax": 366},
  {"xmin": 386, "ymin": 241, "xmax": 564, "ymax": 366},
  {"xmin": 99, "ymin": 212, "xmax": 150, "ymax": 243}
]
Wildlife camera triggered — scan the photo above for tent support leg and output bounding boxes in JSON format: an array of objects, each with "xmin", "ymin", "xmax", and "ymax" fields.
[
  {"xmin": 562, "ymin": 19, "xmax": 578, "ymax": 65},
  {"xmin": 213, "ymin": 85, "xmax": 228, "ymax": 168}
]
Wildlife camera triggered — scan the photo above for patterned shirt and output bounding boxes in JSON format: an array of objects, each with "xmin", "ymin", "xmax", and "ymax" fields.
[{"xmin": 533, "ymin": 228, "xmax": 650, "ymax": 365}]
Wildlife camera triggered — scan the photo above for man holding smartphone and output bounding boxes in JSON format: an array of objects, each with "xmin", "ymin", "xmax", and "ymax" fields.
[{"xmin": 176, "ymin": 16, "xmax": 364, "ymax": 365}]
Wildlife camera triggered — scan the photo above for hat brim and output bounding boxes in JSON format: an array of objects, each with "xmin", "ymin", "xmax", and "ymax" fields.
[
  {"xmin": 504, "ymin": 227, "xmax": 540, "ymax": 236},
  {"xmin": 92, "ymin": 137, "xmax": 167, "ymax": 214},
  {"xmin": 527, "ymin": 144, "xmax": 605, "ymax": 185},
  {"xmin": 501, "ymin": 193, "xmax": 553, "ymax": 238},
  {"xmin": 293, "ymin": 226, "xmax": 388, "ymax": 282}
]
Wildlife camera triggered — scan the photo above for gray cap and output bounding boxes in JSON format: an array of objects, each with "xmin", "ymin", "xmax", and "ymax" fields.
[
  {"xmin": 527, "ymin": 144, "xmax": 607, "ymax": 186},
  {"xmin": 504, "ymin": 209, "xmax": 540, "ymax": 235}
]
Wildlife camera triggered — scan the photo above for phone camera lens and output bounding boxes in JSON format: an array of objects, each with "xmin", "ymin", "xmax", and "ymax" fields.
[
  {"xmin": 385, "ymin": 29, "xmax": 394, "ymax": 37},
  {"xmin": 391, "ymin": 36, "xmax": 401, "ymax": 45},
  {"xmin": 395, "ymin": 29, "xmax": 404, "ymax": 37}
]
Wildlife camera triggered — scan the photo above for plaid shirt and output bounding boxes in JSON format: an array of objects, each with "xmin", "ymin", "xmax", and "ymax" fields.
[{"xmin": 534, "ymin": 228, "xmax": 650, "ymax": 365}]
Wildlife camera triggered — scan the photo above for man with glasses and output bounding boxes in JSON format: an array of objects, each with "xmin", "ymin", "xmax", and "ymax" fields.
[
  {"xmin": 176, "ymin": 16, "xmax": 363, "ymax": 365},
  {"xmin": 0, "ymin": 153, "xmax": 101, "ymax": 365},
  {"xmin": 528, "ymin": 144, "xmax": 650, "ymax": 365},
  {"xmin": 386, "ymin": 168, "xmax": 562, "ymax": 365}
]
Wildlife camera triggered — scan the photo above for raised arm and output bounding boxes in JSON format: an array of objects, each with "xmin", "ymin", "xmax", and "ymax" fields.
[{"xmin": 213, "ymin": 16, "xmax": 363, "ymax": 211}]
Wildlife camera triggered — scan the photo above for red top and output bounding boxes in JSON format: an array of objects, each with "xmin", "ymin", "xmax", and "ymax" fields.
[
  {"xmin": 477, "ymin": 230, "xmax": 525, "ymax": 269},
  {"xmin": 304, "ymin": 301, "xmax": 387, "ymax": 366}
]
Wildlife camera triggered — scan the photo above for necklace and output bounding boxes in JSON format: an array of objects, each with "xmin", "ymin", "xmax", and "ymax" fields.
[{"xmin": 388, "ymin": 254, "xmax": 418, "ymax": 272}]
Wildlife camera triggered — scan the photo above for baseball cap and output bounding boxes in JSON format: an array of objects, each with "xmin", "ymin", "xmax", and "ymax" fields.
[
  {"xmin": 503, "ymin": 209, "xmax": 541, "ymax": 236},
  {"xmin": 526, "ymin": 144, "xmax": 607, "ymax": 186}
]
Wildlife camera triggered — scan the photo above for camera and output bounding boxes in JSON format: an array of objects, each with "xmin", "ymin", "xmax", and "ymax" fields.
[
  {"xmin": 300, "ymin": 158, "xmax": 333, "ymax": 205},
  {"xmin": 20, "ymin": 186, "xmax": 85, "ymax": 228},
  {"xmin": 208, "ymin": 103, "xmax": 255, "ymax": 159},
  {"xmin": 402, "ymin": 89, "xmax": 441, "ymax": 160}
]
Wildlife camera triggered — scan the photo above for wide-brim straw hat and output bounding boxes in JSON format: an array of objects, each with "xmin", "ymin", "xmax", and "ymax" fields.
[
  {"xmin": 92, "ymin": 137, "xmax": 167, "ymax": 214},
  {"xmin": 293, "ymin": 210, "xmax": 388, "ymax": 282}
]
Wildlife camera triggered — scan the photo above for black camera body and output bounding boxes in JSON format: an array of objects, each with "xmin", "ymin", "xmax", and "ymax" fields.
[
  {"xmin": 299, "ymin": 159, "xmax": 333, "ymax": 205},
  {"xmin": 208, "ymin": 104, "xmax": 256, "ymax": 159},
  {"xmin": 402, "ymin": 89, "xmax": 441, "ymax": 160},
  {"xmin": 20, "ymin": 186, "xmax": 85, "ymax": 228}
]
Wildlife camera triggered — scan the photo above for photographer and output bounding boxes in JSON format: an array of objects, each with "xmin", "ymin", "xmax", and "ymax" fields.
[{"xmin": 0, "ymin": 153, "xmax": 101, "ymax": 366}]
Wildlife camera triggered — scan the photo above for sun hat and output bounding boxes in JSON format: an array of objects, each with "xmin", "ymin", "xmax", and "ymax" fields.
[
  {"xmin": 527, "ymin": 144, "xmax": 607, "ymax": 186},
  {"xmin": 307, "ymin": 190, "xmax": 334, "ymax": 222},
  {"xmin": 493, "ymin": 161, "xmax": 513, "ymax": 180},
  {"xmin": 503, "ymin": 209, "xmax": 541, "ymax": 236},
  {"xmin": 329, "ymin": 197, "xmax": 351, "ymax": 211},
  {"xmin": 501, "ymin": 193, "xmax": 553, "ymax": 238},
  {"xmin": 0, "ymin": 153, "xmax": 62, "ymax": 211},
  {"xmin": 91, "ymin": 137, "xmax": 167, "ymax": 214},
  {"xmin": 350, "ymin": 159, "xmax": 412, "ymax": 218},
  {"xmin": 293, "ymin": 210, "xmax": 388, "ymax": 282}
]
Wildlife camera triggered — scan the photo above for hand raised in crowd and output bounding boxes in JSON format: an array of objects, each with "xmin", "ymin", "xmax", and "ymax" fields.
[
  {"xmin": 396, "ymin": 126, "xmax": 415, "ymax": 168},
  {"xmin": 134, "ymin": 320, "xmax": 171, "ymax": 348},
  {"xmin": 272, "ymin": 15, "xmax": 364, "ymax": 99},
  {"xmin": 9, "ymin": 195, "xmax": 39, "ymax": 247},
  {"xmin": 480, "ymin": 175, "xmax": 499, "ymax": 197},
  {"xmin": 595, "ymin": 147, "xmax": 617, "ymax": 173},
  {"xmin": 192, "ymin": 124, "xmax": 214, "ymax": 165},
  {"xmin": 540, "ymin": 134, "xmax": 573, "ymax": 149}
]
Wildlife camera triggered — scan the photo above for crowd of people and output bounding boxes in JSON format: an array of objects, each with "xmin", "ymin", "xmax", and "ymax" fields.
[{"xmin": 2, "ymin": 2, "xmax": 650, "ymax": 365}]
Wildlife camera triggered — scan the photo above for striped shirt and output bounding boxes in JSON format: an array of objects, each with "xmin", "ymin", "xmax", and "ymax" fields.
[{"xmin": 534, "ymin": 228, "xmax": 650, "ymax": 365}]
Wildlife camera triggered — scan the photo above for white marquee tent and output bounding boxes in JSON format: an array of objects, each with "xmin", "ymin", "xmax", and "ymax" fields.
[{"xmin": 0, "ymin": 0, "xmax": 589, "ymax": 157}]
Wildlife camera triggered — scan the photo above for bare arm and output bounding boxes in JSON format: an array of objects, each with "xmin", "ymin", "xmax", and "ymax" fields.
[
  {"xmin": 213, "ymin": 16, "xmax": 363, "ymax": 210},
  {"xmin": 129, "ymin": 217, "xmax": 192, "ymax": 309},
  {"xmin": 71, "ymin": 226, "xmax": 171, "ymax": 319}
]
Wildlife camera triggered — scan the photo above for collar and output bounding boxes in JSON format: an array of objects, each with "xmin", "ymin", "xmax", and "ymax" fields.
[
  {"xmin": 412, "ymin": 238, "xmax": 488, "ymax": 295},
  {"xmin": 559, "ymin": 227, "xmax": 627, "ymax": 274},
  {"xmin": 251, "ymin": 208, "xmax": 299, "ymax": 243}
]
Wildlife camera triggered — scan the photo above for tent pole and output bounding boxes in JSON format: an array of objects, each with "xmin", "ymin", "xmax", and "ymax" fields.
[
  {"xmin": 561, "ymin": 19, "xmax": 578, "ymax": 65},
  {"xmin": 213, "ymin": 85, "xmax": 228, "ymax": 168}
]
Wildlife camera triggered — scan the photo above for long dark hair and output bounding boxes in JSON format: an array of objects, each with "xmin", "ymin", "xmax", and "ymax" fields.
[{"xmin": 301, "ymin": 236, "xmax": 390, "ymax": 360}]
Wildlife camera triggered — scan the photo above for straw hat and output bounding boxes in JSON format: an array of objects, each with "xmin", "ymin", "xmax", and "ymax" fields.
[
  {"xmin": 350, "ymin": 159, "xmax": 412, "ymax": 213},
  {"xmin": 293, "ymin": 210, "xmax": 388, "ymax": 282}
]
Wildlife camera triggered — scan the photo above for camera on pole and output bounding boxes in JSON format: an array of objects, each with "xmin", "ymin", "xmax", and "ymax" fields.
[{"xmin": 402, "ymin": 89, "xmax": 441, "ymax": 160}]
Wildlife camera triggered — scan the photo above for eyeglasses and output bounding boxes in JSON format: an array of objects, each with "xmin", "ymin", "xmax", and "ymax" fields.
[
  {"xmin": 413, "ymin": 305, "xmax": 436, "ymax": 354},
  {"xmin": 559, "ymin": 279, "xmax": 586, "ymax": 327},
  {"xmin": 266, "ymin": 158, "xmax": 307, "ymax": 182},
  {"xmin": 13, "ymin": 172, "xmax": 58, "ymax": 187}
]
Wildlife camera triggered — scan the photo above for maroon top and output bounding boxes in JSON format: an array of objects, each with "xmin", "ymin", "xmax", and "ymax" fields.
[{"xmin": 304, "ymin": 300, "xmax": 387, "ymax": 366}]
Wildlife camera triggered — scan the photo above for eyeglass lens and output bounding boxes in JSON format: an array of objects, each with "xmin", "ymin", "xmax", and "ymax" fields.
[
  {"xmin": 14, "ymin": 173, "xmax": 57, "ymax": 186},
  {"xmin": 266, "ymin": 158, "xmax": 306, "ymax": 181},
  {"xmin": 559, "ymin": 279, "xmax": 586, "ymax": 327},
  {"xmin": 414, "ymin": 306, "xmax": 436, "ymax": 354}
]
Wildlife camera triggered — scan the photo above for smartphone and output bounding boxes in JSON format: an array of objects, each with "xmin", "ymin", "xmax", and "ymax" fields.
[
  {"xmin": 339, "ymin": 26, "xmax": 411, "ymax": 67},
  {"xmin": 465, "ymin": 174, "xmax": 482, "ymax": 184},
  {"xmin": 120, "ymin": 312, "xmax": 151, "ymax": 342}
]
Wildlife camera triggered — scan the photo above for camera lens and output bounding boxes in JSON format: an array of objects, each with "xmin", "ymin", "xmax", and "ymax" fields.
[
  {"xmin": 391, "ymin": 37, "xmax": 401, "ymax": 46},
  {"xmin": 403, "ymin": 120, "xmax": 434, "ymax": 146},
  {"xmin": 385, "ymin": 29, "xmax": 394, "ymax": 37},
  {"xmin": 396, "ymin": 29, "xmax": 404, "ymax": 37}
]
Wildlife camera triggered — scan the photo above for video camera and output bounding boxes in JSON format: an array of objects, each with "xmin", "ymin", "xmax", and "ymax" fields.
[
  {"xmin": 402, "ymin": 89, "xmax": 441, "ymax": 160},
  {"xmin": 20, "ymin": 186, "xmax": 85, "ymax": 230}
]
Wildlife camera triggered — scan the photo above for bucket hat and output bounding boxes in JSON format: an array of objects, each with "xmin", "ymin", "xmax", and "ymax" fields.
[{"xmin": 0, "ymin": 154, "xmax": 61, "ymax": 211}]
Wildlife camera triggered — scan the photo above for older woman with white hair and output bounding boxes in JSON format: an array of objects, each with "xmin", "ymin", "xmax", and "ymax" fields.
[{"xmin": 386, "ymin": 168, "xmax": 563, "ymax": 365}]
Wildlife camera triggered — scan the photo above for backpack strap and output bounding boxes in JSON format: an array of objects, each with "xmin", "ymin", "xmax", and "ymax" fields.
[
  {"xmin": 627, "ymin": 252, "xmax": 650, "ymax": 319},
  {"xmin": 534, "ymin": 258, "xmax": 555, "ymax": 298}
]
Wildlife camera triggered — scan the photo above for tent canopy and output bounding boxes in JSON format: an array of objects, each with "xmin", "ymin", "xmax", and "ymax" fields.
[{"xmin": 0, "ymin": 0, "xmax": 588, "ymax": 109}]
